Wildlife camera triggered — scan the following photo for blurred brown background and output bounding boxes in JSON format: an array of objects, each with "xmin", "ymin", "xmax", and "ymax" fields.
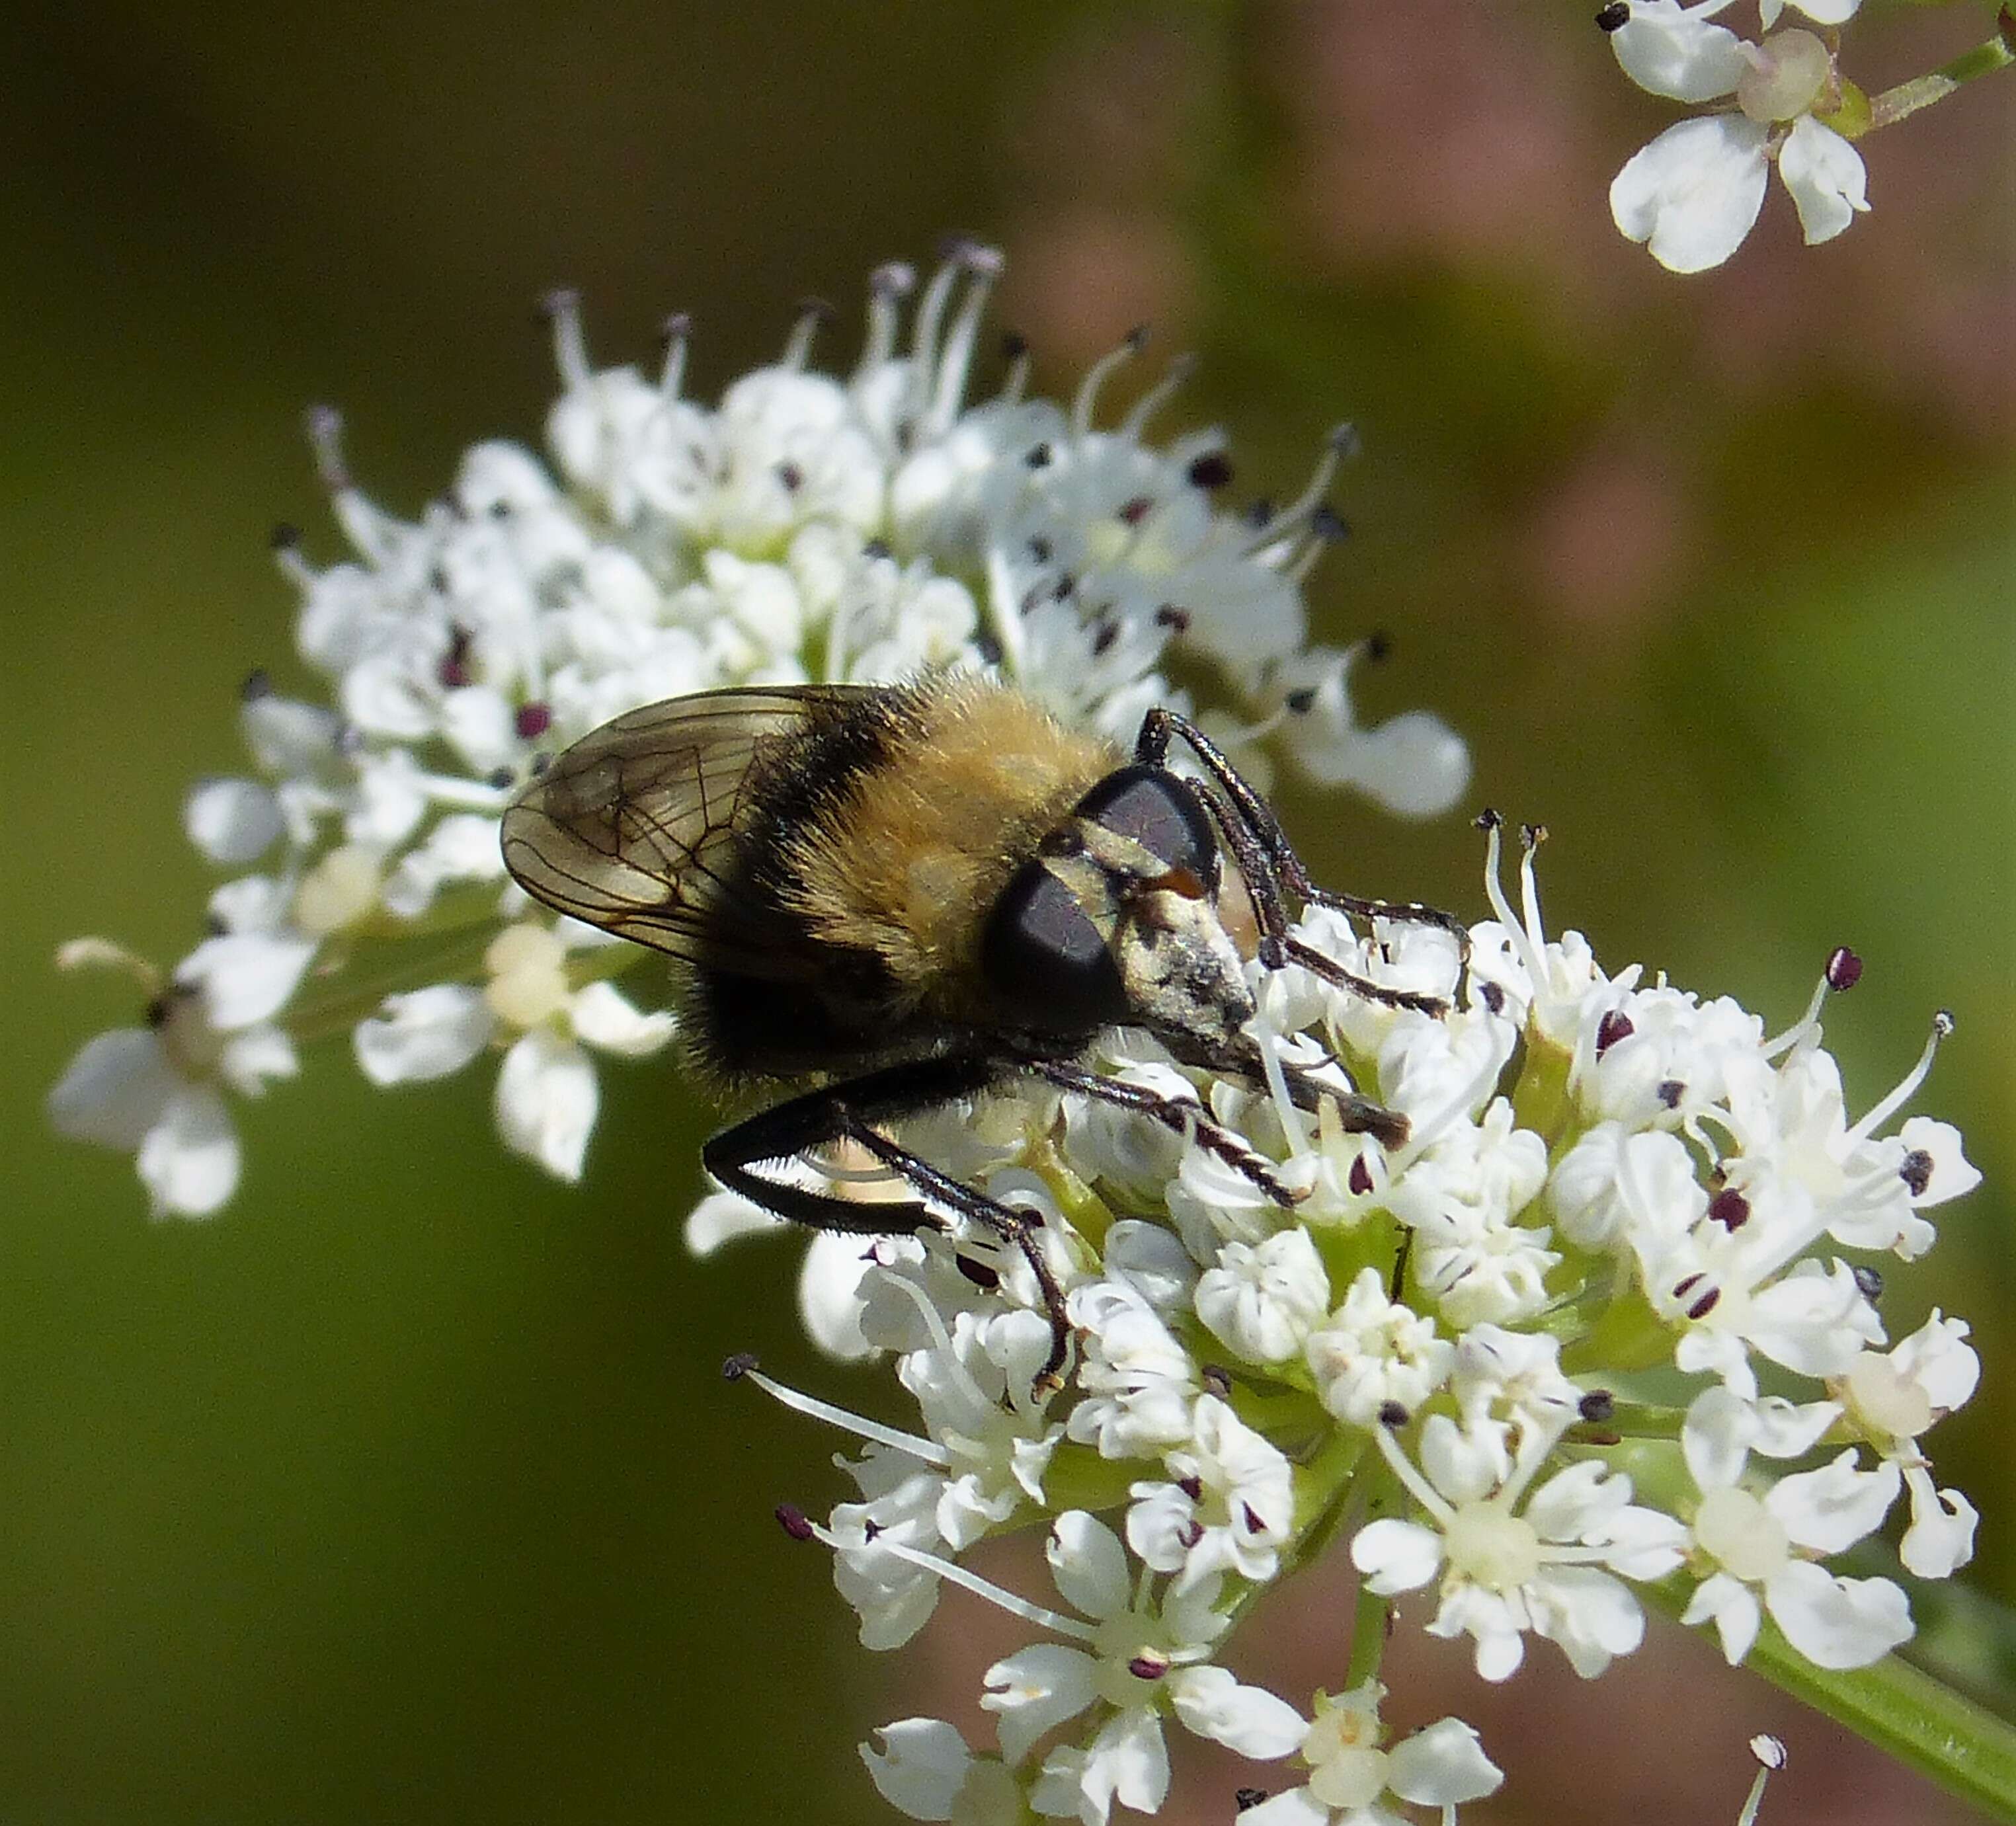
[{"xmin": 7, "ymin": 3, "xmax": 2012, "ymax": 1821}]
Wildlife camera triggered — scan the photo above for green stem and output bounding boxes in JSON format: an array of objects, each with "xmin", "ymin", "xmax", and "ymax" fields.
[
  {"xmin": 1640, "ymin": 1581, "xmax": 2016, "ymax": 1821},
  {"xmin": 1344, "ymin": 1575, "xmax": 1389, "ymax": 1689},
  {"xmin": 1866, "ymin": 10, "xmax": 2016, "ymax": 132}
]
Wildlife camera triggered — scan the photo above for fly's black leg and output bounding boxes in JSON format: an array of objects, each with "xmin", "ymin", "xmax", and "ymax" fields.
[
  {"xmin": 1154, "ymin": 1033, "xmax": 1410, "ymax": 1148},
  {"xmin": 702, "ymin": 1054, "xmax": 1075, "ymax": 1390},
  {"xmin": 1024, "ymin": 1056, "xmax": 1305, "ymax": 1207},
  {"xmin": 1137, "ymin": 706, "xmax": 1467, "ymax": 1010}
]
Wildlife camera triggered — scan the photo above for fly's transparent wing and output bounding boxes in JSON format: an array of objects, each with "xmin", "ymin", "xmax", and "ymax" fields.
[{"xmin": 501, "ymin": 686, "xmax": 875, "ymax": 978}]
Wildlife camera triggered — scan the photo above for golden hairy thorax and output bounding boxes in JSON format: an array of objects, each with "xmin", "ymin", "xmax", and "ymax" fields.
[{"xmin": 781, "ymin": 678, "xmax": 1118, "ymax": 1012}]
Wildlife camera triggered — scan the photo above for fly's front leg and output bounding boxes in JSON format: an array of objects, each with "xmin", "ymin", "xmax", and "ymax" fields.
[{"xmin": 1137, "ymin": 705, "xmax": 1466, "ymax": 1008}]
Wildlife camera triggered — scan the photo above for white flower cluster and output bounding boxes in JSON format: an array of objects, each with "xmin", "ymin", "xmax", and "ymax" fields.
[
  {"xmin": 47, "ymin": 245, "xmax": 1467, "ymax": 1218},
  {"xmin": 742, "ymin": 820, "xmax": 1978, "ymax": 1826},
  {"xmin": 1603, "ymin": 0, "xmax": 1873, "ymax": 272}
]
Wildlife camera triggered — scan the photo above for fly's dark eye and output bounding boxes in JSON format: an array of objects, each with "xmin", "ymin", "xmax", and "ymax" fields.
[
  {"xmin": 983, "ymin": 861, "xmax": 1128, "ymax": 1032},
  {"xmin": 1074, "ymin": 766, "xmax": 1218, "ymax": 887}
]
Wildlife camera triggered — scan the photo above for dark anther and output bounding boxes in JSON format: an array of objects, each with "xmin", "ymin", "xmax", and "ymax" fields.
[
  {"xmin": 1578, "ymin": 1389, "xmax": 1616, "ymax": 1423},
  {"xmin": 439, "ymin": 623, "xmax": 475, "ymax": 690},
  {"xmin": 1118, "ymin": 496, "xmax": 1153, "ymax": 527},
  {"xmin": 1127, "ymin": 1653, "xmax": 1170, "ymax": 1681},
  {"xmin": 1025, "ymin": 442, "xmax": 1054, "ymax": 470},
  {"xmin": 535, "ymin": 286, "xmax": 578, "ymax": 323},
  {"xmin": 1001, "ymin": 331, "xmax": 1029, "ymax": 361},
  {"xmin": 1377, "ymin": 1400, "xmax": 1410, "ymax": 1429},
  {"xmin": 1053, "ymin": 573, "xmax": 1077, "ymax": 602},
  {"xmin": 1178, "ymin": 1474, "xmax": 1204, "ymax": 1502},
  {"xmin": 1284, "ymin": 686, "xmax": 1317, "ymax": 715},
  {"xmin": 487, "ymin": 766, "xmax": 516, "ymax": 791},
  {"xmin": 1348, "ymin": 1155, "xmax": 1375, "ymax": 1196},
  {"xmin": 1186, "ymin": 452, "xmax": 1234, "ymax": 490},
  {"xmin": 1478, "ymin": 980, "xmax": 1506, "ymax": 1015},
  {"xmin": 862, "ymin": 537, "xmax": 893, "ymax": 561},
  {"xmin": 204, "ymin": 912, "xmax": 228, "ymax": 937},
  {"xmin": 1309, "ymin": 504, "xmax": 1351, "ymax": 543},
  {"xmin": 863, "ymin": 1519, "xmax": 882, "ymax": 1540},
  {"xmin": 1933, "ymin": 1009, "xmax": 1956, "ymax": 1037},
  {"xmin": 1656, "ymin": 1080, "xmax": 1685, "ymax": 1109},
  {"xmin": 1672, "ymin": 1273, "xmax": 1701, "ymax": 1299},
  {"xmin": 1328, "ymin": 422, "xmax": 1363, "ymax": 459},
  {"xmin": 1092, "ymin": 621, "xmax": 1119, "ymax": 656},
  {"xmin": 1853, "ymin": 1263, "xmax": 1886, "ymax": 1302},
  {"xmin": 514, "ymin": 701, "xmax": 553, "ymax": 741},
  {"xmin": 1244, "ymin": 496, "xmax": 1277, "ymax": 529},
  {"xmin": 973, "ymin": 632, "xmax": 1005, "ymax": 666},
  {"xmin": 1595, "ymin": 1010, "xmax": 1634, "ymax": 1056},
  {"xmin": 721, "ymin": 1353, "xmax": 758, "ymax": 1382},
  {"xmin": 658, "ymin": 311, "xmax": 693, "ymax": 349},
  {"xmin": 1825, "ymin": 945, "xmax": 1864, "ymax": 991},
  {"xmin": 1520, "ymin": 821, "xmax": 1549, "ymax": 849},
  {"xmin": 1687, "ymin": 1286, "xmax": 1722, "ymax": 1320},
  {"xmin": 776, "ymin": 461, "xmax": 805, "ymax": 494},
  {"xmin": 1153, "ymin": 604, "xmax": 1191, "ymax": 633},
  {"xmin": 1365, "ymin": 629, "xmax": 1392, "ymax": 662},
  {"xmin": 795, "ymin": 294, "xmax": 838, "ymax": 325},
  {"xmin": 268, "ymin": 522, "xmax": 302, "ymax": 551},
  {"xmin": 1474, "ymin": 807, "xmax": 1504, "ymax": 832},
  {"xmin": 241, "ymin": 668, "xmax": 274, "ymax": 702},
  {"xmin": 1235, "ymin": 1789, "xmax": 1270, "ymax": 1812},
  {"xmin": 1242, "ymin": 1503, "xmax": 1267, "ymax": 1535},
  {"xmin": 530, "ymin": 752, "xmax": 551, "ymax": 777},
  {"xmin": 1124, "ymin": 323, "xmax": 1151, "ymax": 353},
  {"xmin": 774, "ymin": 1503, "xmax": 815, "ymax": 1541},
  {"xmin": 955, "ymin": 1253, "xmax": 1002, "ymax": 1291},
  {"xmin": 1028, "ymin": 535, "xmax": 1054, "ymax": 565},
  {"xmin": 1201, "ymin": 1365, "xmax": 1233, "ymax": 1399},
  {"xmin": 1595, "ymin": 1, "xmax": 1631, "ymax": 28},
  {"xmin": 1900, "ymin": 1149, "xmax": 1934, "ymax": 1197},
  {"xmin": 1707, "ymin": 1187, "xmax": 1750, "ymax": 1230},
  {"xmin": 1178, "ymin": 1521, "xmax": 1205, "ymax": 1550},
  {"xmin": 144, "ymin": 991, "xmax": 175, "ymax": 1029}
]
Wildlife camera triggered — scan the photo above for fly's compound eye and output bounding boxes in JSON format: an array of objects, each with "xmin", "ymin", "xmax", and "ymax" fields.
[
  {"xmin": 1072, "ymin": 766, "xmax": 1219, "ymax": 892},
  {"xmin": 983, "ymin": 861, "xmax": 1129, "ymax": 1031}
]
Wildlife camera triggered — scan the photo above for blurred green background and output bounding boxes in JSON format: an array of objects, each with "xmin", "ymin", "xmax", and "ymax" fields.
[{"xmin": 7, "ymin": 3, "xmax": 2012, "ymax": 1821}]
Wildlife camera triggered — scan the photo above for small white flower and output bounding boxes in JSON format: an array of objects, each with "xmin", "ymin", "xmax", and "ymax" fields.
[
  {"xmin": 1679, "ymin": 1384, "xmax": 1913, "ymax": 1667},
  {"xmin": 862, "ymin": 1720, "xmax": 1026, "ymax": 1826},
  {"xmin": 1240, "ymin": 1682, "xmax": 1502, "ymax": 1826},
  {"xmin": 1125, "ymin": 1395, "xmax": 1295, "ymax": 1591},
  {"xmin": 1353, "ymin": 1413, "xmax": 1685, "ymax": 1682},
  {"xmin": 981, "ymin": 1512, "xmax": 1303, "ymax": 1826},
  {"xmin": 1303, "ymin": 1266, "xmax": 1455, "ymax": 1429},
  {"xmin": 1194, "ymin": 1228, "xmax": 1330, "ymax": 1366}
]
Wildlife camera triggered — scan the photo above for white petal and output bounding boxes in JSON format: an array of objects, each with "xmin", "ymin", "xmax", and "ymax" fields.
[
  {"xmin": 1896, "ymin": 1119, "xmax": 1981, "ymax": 1208},
  {"xmin": 184, "ymin": 779, "xmax": 285, "ymax": 864},
  {"xmin": 1167, "ymin": 1665, "xmax": 1306, "ymax": 1759},
  {"xmin": 798, "ymin": 1230, "xmax": 878, "ymax": 1362},
  {"xmin": 354, "ymin": 986, "xmax": 495, "ymax": 1085},
  {"xmin": 48, "ymin": 1029, "xmax": 177, "ymax": 1149},
  {"xmin": 1771, "ymin": 1450, "xmax": 1899, "ymax": 1554},
  {"xmin": 1387, "ymin": 1716, "xmax": 1504, "ymax": 1806},
  {"xmin": 1682, "ymin": 1383, "xmax": 1755, "ymax": 1493},
  {"xmin": 981, "ymin": 1644, "xmax": 1100, "ymax": 1768},
  {"xmin": 685, "ymin": 1187, "xmax": 787, "ymax": 1254},
  {"xmin": 494, "ymin": 1028, "xmax": 598, "ymax": 1181},
  {"xmin": 1609, "ymin": 1, "xmax": 1750, "ymax": 101},
  {"xmin": 1611, "ymin": 116, "xmax": 1770, "ymax": 273},
  {"xmin": 1779, "ymin": 117, "xmax": 1869, "ymax": 247},
  {"xmin": 1234, "ymin": 1788, "xmax": 1330, "ymax": 1826},
  {"xmin": 1899, "ymin": 1468, "xmax": 1977, "ymax": 1579},
  {"xmin": 568, "ymin": 980, "xmax": 678, "ymax": 1056},
  {"xmin": 219, "ymin": 1024, "xmax": 300, "ymax": 1096},
  {"xmin": 1083, "ymin": 1706, "xmax": 1169, "ymax": 1821},
  {"xmin": 1683, "ymin": 1571, "xmax": 1762, "ymax": 1665},
  {"xmin": 1784, "ymin": 0, "xmax": 1862, "ymax": 22},
  {"xmin": 1765, "ymin": 1562, "xmax": 1913, "ymax": 1668},
  {"xmin": 1351, "ymin": 1517, "xmax": 1443, "ymax": 1594},
  {"xmin": 1047, "ymin": 1511, "xmax": 1130, "ymax": 1620},
  {"xmin": 138, "ymin": 1086, "xmax": 241, "ymax": 1218},
  {"xmin": 860, "ymin": 1718, "xmax": 969, "ymax": 1821},
  {"xmin": 1299, "ymin": 709, "xmax": 1471, "ymax": 819},
  {"xmin": 176, "ymin": 932, "xmax": 317, "ymax": 1029}
]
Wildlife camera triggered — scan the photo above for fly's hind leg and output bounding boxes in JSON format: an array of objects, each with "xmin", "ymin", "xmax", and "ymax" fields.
[{"xmin": 702, "ymin": 1054, "xmax": 1075, "ymax": 1391}]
